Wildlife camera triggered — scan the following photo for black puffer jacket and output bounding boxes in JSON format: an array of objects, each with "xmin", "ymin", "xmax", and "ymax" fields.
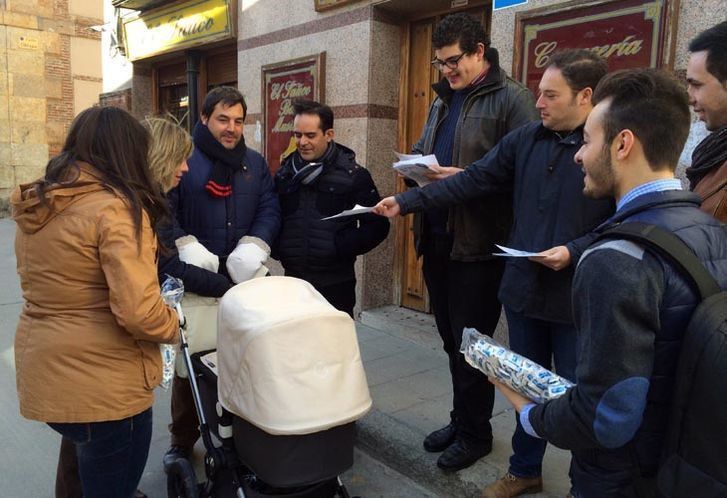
[{"xmin": 274, "ymin": 143, "xmax": 390, "ymax": 287}]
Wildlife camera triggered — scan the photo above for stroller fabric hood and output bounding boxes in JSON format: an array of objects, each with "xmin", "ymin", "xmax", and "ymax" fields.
[{"xmin": 217, "ymin": 276, "xmax": 372, "ymax": 435}]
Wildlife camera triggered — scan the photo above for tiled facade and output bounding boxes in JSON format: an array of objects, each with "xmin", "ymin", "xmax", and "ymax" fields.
[
  {"xmin": 0, "ymin": 0, "xmax": 102, "ymax": 213},
  {"xmin": 100, "ymin": 0, "xmax": 725, "ymax": 311}
]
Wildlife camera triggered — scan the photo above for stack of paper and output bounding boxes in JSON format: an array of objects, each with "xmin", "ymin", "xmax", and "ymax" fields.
[{"xmin": 393, "ymin": 152, "xmax": 439, "ymax": 187}]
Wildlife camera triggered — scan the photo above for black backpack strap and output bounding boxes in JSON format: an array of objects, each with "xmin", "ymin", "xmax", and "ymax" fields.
[{"xmin": 595, "ymin": 222, "xmax": 721, "ymax": 300}]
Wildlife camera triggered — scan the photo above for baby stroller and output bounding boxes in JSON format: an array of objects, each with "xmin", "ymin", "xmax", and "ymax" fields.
[{"xmin": 166, "ymin": 276, "xmax": 372, "ymax": 498}]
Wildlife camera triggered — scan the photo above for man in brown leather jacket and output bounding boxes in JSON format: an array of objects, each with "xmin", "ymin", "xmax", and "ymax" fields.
[
  {"xmin": 409, "ymin": 13, "xmax": 538, "ymax": 472},
  {"xmin": 686, "ymin": 21, "xmax": 727, "ymax": 222}
]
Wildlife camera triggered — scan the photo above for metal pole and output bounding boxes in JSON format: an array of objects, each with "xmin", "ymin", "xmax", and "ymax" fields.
[{"xmin": 186, "ymin": 50, "xmax": 202, "ymax": 133}]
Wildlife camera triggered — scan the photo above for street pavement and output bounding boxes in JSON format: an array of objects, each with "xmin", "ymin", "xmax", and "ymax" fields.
[{"xmin": 0, "ymin": 217, "xmax": 570, "ymax": 497}]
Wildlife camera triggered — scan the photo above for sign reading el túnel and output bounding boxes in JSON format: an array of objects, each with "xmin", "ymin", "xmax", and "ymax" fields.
[{"xmin": 262, "ymin": 53, "xmax": 325, "ymax": 175}]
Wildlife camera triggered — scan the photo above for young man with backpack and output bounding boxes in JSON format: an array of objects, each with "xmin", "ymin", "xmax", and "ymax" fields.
[{"xmin": 493, "ymin": 68, "xmax": 727, "ymax": 497}]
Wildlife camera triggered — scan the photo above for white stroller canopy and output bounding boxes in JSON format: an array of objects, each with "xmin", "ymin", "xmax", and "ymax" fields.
[{"xmin": 217, "ymin": 276, "xmax": 372, "ymax": 435}]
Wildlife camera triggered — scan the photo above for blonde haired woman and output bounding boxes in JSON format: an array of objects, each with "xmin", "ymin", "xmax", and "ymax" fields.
[
  {"xmin": 146, "ymin": 117, "xmax": 193, "ymax": 192},
  {"xmin": 146, "ymin": 116, "xmax": 233, "ymax": 469},
  {"xmin": 145, "ymin": 116, "xmax": 233, "ymax": 296}
]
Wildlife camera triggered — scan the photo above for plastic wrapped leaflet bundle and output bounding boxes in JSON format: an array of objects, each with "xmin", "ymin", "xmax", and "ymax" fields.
[
  {"xmin": 159, "ymin": 275, "xmax": 185, "ymax": 389},
  {"xmin": 460, "ymin": 327, "xmax": 574, "ymax": 403}
]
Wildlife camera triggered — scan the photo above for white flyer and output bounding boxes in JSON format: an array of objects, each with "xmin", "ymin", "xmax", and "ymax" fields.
[
  {"xmin": 395, "ymin": 151, "xmax": 422, "ymax": 161},
  {"xmin": 493, "ymin": 244, "xmax": 542, "ymax": 258},
  {"xmin": 321, "ymin": 204, "xmax": 376, "ymax": 221},
  {"xmin": 393, "ymin": 152, "xmax": 439, "ymax": 187}
]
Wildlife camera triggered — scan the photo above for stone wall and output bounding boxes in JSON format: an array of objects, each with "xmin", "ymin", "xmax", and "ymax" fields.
[
  {"xmin": 0, "ymin": 0, "xmax": 102, "ymax": 208},
  {"xmin": 238, "ymin": 1, "xmax": 401, "ymax": 311}
]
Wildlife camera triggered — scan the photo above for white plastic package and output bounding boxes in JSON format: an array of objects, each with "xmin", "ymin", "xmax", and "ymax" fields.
[
  {"xmin": 460, "ymin": 328, "xmax": 574, "ymax": 403},
  {"xmin": 159, "ymin": 275, "xmax": 185, "ymax": 389}
]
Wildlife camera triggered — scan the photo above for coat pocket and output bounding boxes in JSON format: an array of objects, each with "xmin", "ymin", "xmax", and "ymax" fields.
[{"xmin": 138, "ymin": 341, "xmax": 162, "ymax": 390}]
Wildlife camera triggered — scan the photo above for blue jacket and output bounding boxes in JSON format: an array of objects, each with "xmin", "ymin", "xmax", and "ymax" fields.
[
  {"xmin": 527, "ymin": 190, "xmax": 727, "ymax": 497},
  {"xmin": 156, "ymin": 217, "xmax": 231, "ymax": 298},
  {"xmin": 169, "ymin": 147, "xmax": 281, "ymax": 257},
  {"xmin": 397, "ymin": 121, "xmax": 614, "ymax": 323}
]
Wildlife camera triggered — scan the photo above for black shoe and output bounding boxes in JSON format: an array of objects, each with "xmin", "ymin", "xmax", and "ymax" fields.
[
  {"xmin": 163, "ymin": 445, "xmax": 192, "ymax": 470},
  {"xmin": 436, "ymin": 437, "xmax": 492, "ymax": 472},
  {"xmin": 423, "ymin": 422, "xmax": 458, "ymax": 452}
]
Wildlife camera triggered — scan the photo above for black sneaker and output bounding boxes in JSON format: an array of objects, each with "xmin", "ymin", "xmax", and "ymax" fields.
[
  {"xmin": 423, "ymin": 422, "xmax": 458, "ymax": 453},
  {"xmin": 436, "ymin": 437, "xmax": 492, "ymax": 472},
  {"xmin": 163, "ymin": 445, "xmax": 192, "ymax": 471}
]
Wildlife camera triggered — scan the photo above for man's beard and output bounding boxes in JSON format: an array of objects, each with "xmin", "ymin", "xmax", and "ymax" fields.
[{"xmin": 583, "ymin": 146, "xmax": 615, "ymax": 199}]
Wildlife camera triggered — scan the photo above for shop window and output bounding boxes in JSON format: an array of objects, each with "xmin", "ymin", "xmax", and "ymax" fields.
[
  {"xmin": 156, "ymin": 61, "xmax": 189, "ymax": 129},
  {"xmin": 159, "ymin": 84, "xmax": 190, "ymax": 130}
]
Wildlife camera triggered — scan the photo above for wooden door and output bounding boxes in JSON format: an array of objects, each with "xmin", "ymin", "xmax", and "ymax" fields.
[
  {"xmin": 397, "ymin": 19, "xmax": 438, "ymax": 312},
  {"xmin": 396, "ymin": 6, "xmax": 490, "ymax": 312}
]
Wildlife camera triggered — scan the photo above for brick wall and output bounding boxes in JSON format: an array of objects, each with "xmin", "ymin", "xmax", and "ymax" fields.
[
  {"xmin": 99, "ymin": 88, "xmax": 132, "ymax": 111},
  {"xmin": 0, "ymin": 0, "xmax": 101, "ymax": 206}
]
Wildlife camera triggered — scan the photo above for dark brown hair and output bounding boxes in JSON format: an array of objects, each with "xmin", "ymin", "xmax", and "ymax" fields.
[
  {"xmin": 201, "ymin": 85, "xmax": 247, "ymax": 118},
  {"xmin": 38, "ymin": 106, "xmax": 169, "ymax": 245},
  {"xmin": 293, "ymin": 99, "xmax": 334, "ymax": 131},
  {"xmin": 593, "ymin": 68, "xmax": 690, "ymax": 171},
  {"xmin": 548, "ymin": 49, "xmax": 608, "ymax": 94},
  {"xmin": 689, "ymin": 21, "xmax": 727, "ymax": 82},
  {"xmin": 432, "ymin": 12, "xmax": 490, "ymax": 53}
]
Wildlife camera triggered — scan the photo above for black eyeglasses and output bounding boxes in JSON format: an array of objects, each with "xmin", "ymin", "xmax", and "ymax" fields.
[{"xmin": 430, "ymin": 53, "xmax": 466, "ymax": 70}]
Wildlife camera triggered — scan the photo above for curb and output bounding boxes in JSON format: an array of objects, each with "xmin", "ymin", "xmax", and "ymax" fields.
[{"xmin": 355, "ymin": 408, "xmax": 501, "ymax": 498}]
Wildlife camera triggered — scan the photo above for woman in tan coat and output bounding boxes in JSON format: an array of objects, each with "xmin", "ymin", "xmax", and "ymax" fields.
[{"xmin": 11, "ymin": 106, "xmax": 179, "ymax": 498}]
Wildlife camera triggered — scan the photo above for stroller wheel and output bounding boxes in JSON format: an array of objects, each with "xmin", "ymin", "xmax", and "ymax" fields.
[{"xmin": 166, "ymin": 457, "xmax": 198, "ymax": 498}]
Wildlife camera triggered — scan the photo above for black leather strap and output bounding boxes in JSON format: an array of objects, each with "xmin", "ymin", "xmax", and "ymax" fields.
[{"xmin": 595, "ymin": 222, "xmax": 721, "ymax": 300}]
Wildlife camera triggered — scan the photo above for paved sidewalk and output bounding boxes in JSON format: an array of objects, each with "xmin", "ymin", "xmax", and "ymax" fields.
[
  {"xmin": 356, "ymin": 306, "xmax": 571, "ymax": 498},
  {"xmin": 0, "ymin": 218, "xmax": 570, "ymax": 497}
]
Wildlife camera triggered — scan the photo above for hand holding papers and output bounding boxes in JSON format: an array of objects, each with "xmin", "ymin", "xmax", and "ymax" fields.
[
  {"xmin": 321, "ymin": 204, "xmax": 376, "ymax": 221},
  {"xmin": 393, "ymin": 152, "xmax": 439, "ymax": 187},
  {"xmin": 493, "ymin": 244, "xmax": 572, "ymax": 271},
  {"xmin": 493, "ymin": 244, "xmax": 541, "ymax": 258}
]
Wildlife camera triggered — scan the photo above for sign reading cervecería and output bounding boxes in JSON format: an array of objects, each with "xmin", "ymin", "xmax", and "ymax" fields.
[
  {"xmin": 123, "ymin": 0, "xmax": 233, "ymax": 61},
  {"xmin": 516, "ymin": 0, "xmax": 671, "ymax": 95}
]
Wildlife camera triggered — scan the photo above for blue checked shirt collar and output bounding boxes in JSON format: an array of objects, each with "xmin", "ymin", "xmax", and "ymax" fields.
[{"xmin": 617, "ymin": 179, "xmax": 683, "ymax": 212}]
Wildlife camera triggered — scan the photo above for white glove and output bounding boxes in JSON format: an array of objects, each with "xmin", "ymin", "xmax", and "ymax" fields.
[
  {"xmin": 226, "ymin": 236, "xmax": 270, "ymax": 284},
  {"xmin": 175, "ymin": 235, "xmax": 219, "ymax": 273}
]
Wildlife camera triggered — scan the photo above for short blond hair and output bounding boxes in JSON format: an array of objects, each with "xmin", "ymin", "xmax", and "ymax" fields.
[{"xmin": 144, "ymin": 116, "xmax": 193, "ymax": 192}]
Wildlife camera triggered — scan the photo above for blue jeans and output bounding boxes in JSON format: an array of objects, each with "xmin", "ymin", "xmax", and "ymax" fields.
[
  {"xmin": 49, "ymin": 408, "xmax": 153, "ymax": 498},
  {"xmin": 504, "ymin": 308, "xmax": 577, "ymax": 478}
]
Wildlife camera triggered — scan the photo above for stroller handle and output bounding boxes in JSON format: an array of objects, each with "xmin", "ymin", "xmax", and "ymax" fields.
[{"xmin": 174, "ymin": 302, "xmax": 186, "ymax": 329}]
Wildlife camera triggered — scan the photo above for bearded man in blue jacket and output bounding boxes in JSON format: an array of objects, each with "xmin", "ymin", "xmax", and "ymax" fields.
[{"xmin": 495, "ymin": 69, "xmax": 727, "ymax": 497}]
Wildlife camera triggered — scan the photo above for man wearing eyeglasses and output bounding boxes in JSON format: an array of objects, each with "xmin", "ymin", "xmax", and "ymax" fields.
[
  {"xmin": 273, "ymin": 99, "xmax": 389, "ymax": 317},
  {"xmin": 406, "ymin": 12, "xmax": 538, "ymax": 472}
]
